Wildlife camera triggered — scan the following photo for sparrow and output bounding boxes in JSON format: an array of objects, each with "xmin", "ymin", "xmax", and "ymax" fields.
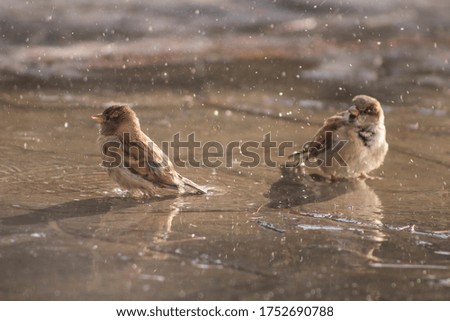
[
  {"xmin": 92, "ymin": 105, "xmax": 207, "ymax": 197},
  {"xmin": 288, "ymin": 95, "xmax": 388, "ymax": 180}
]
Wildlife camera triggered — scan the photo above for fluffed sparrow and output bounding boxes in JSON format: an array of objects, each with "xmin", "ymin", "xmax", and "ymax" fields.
[
  {"xmin": 92, "ymin": 105, "xmax": 207, "ymax": 196},
  {"xmin": 289, "ymin": 95, "xmax": 388, "ymax": 180}
]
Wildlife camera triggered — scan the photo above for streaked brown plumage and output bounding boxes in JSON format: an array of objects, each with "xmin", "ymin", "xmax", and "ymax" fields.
[
  {"xmin": 92, "ymin": 105, "xmax": 206, "ymax": 196},
  {"xmin": 289, "ymin": 95, "xmax": 388, "ymax": 179}
]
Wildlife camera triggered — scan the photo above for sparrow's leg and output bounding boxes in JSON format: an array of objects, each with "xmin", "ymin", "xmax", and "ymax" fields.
[
  {"xmin": 128, "ymin": 188, "xmax": 156, "ymax": 198},
  {"xmin": 330, "ymin": 175, "xmax": 347, "ymax": 182},
  {"xmin": 128, "ymin": 189, "xmax": 146, "ymax": 198},
  {"xmin": 144, "ymin": 188, "xmax": 157, "ymax": 197},
  {"xmin": 359, "ymin": 172, "xmax": 383, "ymax": 180}
]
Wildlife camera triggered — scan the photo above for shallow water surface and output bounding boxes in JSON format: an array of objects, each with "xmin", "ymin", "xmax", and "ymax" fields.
[{"xmin": 0, "ymin": 0, "xmax": 449, "ymax": 300}]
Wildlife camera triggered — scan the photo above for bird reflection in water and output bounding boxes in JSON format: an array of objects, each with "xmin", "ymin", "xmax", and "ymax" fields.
[
  {"xmin": 266, "ymin": 166, "xmax": 386, "ymax": 261},
  {"xmin": 266, "ymin": 166, "xmax": 381, "ymax": 213},
  {"xmin": 153, "ymin": 202, "xmax": 180, "ymax": 242}
]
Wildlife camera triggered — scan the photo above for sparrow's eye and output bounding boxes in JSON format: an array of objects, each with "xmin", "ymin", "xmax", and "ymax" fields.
[
  {"xmin": 363, "ymin": 105, "xmax": 375, "ymax": 115},
  {"xmin": 104, "ymin": 111, "xmax": 120, "ymax": 121},
  {"xmin": 110, "ymin": 111, "xmax": 120, "ymax": 119}
]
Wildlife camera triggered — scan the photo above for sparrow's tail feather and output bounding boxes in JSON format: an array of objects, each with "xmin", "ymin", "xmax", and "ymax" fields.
[{"xmin": 180, "ymin": 176, "xmax": 207, "ymax": 194}]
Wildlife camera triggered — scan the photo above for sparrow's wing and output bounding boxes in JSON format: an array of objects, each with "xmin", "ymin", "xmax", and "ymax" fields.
[
  {"xmin": 121, "ymin": 139, "xmax": 180, "ymax": 189},
  {"xmin": 307, "ymin": 114, "xmax": 348, "ymax": 158},
  {"xmin": 289, "ymin": 112, "xmax": 348, "ymax": 163}
]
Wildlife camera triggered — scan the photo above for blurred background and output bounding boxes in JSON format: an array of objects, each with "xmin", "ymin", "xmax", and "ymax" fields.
[{"xmin": 1, "ymin": 0, "xmax": 449, "ymax": 104}]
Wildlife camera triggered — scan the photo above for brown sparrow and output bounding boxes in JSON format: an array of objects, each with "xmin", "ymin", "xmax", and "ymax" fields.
[
  {"xmin": 92, "ymin": 105, "xmax": 207, "ymax": 196},
  {"xmin": 289, "ymin": 95, "xmax": 388, "ymax": 180}
]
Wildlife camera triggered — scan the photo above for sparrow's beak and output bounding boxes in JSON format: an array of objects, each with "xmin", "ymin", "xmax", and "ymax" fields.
[
  {"xmin": 348, "ymin": 105, "xmax": 359, "ymax": 122},
  {"xmin": 91, "ymin": 114, "xmax": 104, "ymax": 123},
  {"xmin": 348, "ymin": 105, "xmax": 359, "ymax": 117}
]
